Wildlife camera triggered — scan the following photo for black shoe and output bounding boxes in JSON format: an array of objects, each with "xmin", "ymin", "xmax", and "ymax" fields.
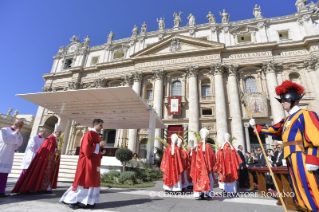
[
  {"xmin": 68, "ymin": 204, "xmax": 77, "ymax": 209},
  {"xmin": 199, "ymin": 193, "xmax": 206, "ymax": 200},
  {"xmin": 78, "ymin": 203, "xmax": 95, "ymax": 208},
  {"xmin": 0, "ymin": 193, "xmax": 9, "ymax": 198}
]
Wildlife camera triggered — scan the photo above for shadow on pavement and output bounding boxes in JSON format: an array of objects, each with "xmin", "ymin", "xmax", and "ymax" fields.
[{"xmin": 94, "ymin": 198, "xmax": 163, "ymax": 210}]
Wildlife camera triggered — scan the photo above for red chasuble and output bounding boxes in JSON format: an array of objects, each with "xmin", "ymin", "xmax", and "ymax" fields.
[
  {"xmin": 160, "ymin": 145, "xmax": 184, "ymax": 187},
  {"xmin": 186, "ymin": 149, "xmax": 192, "ymax": 183},
  {"xmin": 72, "ymin": 131, "xmax": 101, "ymax": 190},
  {"xmin": 180, "ymin": 149, "xmax": 189, "ymax": 185},
  {"xmin": 214, "ymin": 142, "xmax": 242, "ymax": 183},
  {"xmin": 190, "ymin": 142, "xmax": 216, "ymax": 192},
  {"xmin": 12, "ymin": 135, "xmax": 60, "ymax": 193}
]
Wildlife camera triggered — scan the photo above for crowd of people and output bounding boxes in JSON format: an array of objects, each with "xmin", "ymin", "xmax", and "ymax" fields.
[
  {"xmin": 0, "ymin": 118, "xmax": 106, "ymax": 209},
  {"xmin": 0, "ymin": 80, "xmax": 319, "ymax": 211}
]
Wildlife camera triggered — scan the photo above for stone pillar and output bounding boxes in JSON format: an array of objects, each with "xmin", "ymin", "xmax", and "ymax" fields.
[
  {"xmin": 30, "ymin": 106, "xmax": 45, "ymax": 137},
  {"xmin": 186, "ymin": 66, "xmax": 200, "ymax": 139},
  {"xmin": 211, "ymin": 63, "xmax": 228, "ymax": 145},
  {"xmin": 244, "ymin": 123, "xmax": 251, "ymax": 152},
  {"xmin": 304, "ymin": 57, "xmax": 319, "ymax": 103},
  {"xmin": 152, "ymin": 69, "xmax": 165, "ymax": 150},
  {"xmin": 262, "ymin": 61, "xmax": 285, "ymax": 123},
  {"xmin": 227, "ymin": 64, "xmax": 245, "ymax": 149},
  {"xmin": 128, "ymin": 72, "xmax": 142, "ymax": 153}
]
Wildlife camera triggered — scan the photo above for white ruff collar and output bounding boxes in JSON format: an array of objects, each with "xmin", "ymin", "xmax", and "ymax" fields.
[{"xmin": 289, "ymin": 105, "xmax": 300, "ymax": 115}]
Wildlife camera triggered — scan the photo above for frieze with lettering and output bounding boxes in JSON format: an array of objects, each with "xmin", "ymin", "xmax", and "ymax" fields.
[
  {"xmin": 273, "ymin": 49, "xmax": 308, "ymax": 57},
  {"xmin": 222, "ymin": 51, "xmax": 272, "ymax": 59},
  {"xmin": 100, "ymin": 67, "xmax": 135, "ymax": 74},
  {"xmin": 135, "ymin": 55, "xmax": 220, "ymax": 68}
]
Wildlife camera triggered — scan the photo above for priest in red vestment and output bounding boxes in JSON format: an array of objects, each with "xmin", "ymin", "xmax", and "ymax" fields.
[
  {"xmin": 190, "ymin": 128, "xmax": 216, "ymax": 199},
  {"xmin": 160, "ymin": 134, "xmax": 184, "ymax": 192},
  {"xmin": 214, "ymin": 133, "xmax": 242, "ymax": 193},
  {"xmin": 177, "ymin": 138, "xmax": 190, "ymax": 190},
  {"xmin": 60, "ymin": 119, "xmax": 105, "ymax": 209},
  {"xmin": 186, "ymin": 140, "xmax": 195, "ymax": 187},
  {"xmin": 11, "ymin": 123, "xmax": 63, "ymax": 193}
]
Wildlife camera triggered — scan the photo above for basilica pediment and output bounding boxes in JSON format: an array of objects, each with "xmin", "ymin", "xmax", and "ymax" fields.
[{"xmin": 131, "ymin": 35, "xmax": 224, "ymax": 59}]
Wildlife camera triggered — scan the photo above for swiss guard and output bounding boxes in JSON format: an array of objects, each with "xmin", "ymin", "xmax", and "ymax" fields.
[{"xmin": 249, "ymin": 80, "xmax": 319, "ymax": 212}]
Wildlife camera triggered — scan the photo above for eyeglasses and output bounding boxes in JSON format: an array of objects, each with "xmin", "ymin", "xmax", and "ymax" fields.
[{"xmin": 257, "ymin": 150, "xmax": 261, "ymax": 151}]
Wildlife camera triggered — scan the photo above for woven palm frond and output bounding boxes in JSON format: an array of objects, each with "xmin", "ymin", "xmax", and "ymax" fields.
[{"xmin": 146, "ymin": 137, "xmax": 169, "ymax": 147}]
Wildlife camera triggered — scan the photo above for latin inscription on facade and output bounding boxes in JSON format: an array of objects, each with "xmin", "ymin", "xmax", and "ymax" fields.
[
  {"xmin": 100, "ymin": 67, "xmax": 135, "ymax": 74},
  {"xmin": 273, "ymin": 49, "xmax": 308, "ymax": 57},
  {"xmin": 222, "ymin": 51, "xmax": 272, "ymax": 59},
  {"xmin": 135, "ymin": 55, "xmax": 220, "ymax": 68}
]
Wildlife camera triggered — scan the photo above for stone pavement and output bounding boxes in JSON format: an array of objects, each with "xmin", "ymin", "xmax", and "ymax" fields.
[{"xmin": 0, "ymin": 178, "xmax": 293, "ymax": 212}]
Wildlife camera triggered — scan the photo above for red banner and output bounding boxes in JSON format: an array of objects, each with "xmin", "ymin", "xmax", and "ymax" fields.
[{"xmin": 168, "ymin": 96, "xmax": 182, "ymax": 116}]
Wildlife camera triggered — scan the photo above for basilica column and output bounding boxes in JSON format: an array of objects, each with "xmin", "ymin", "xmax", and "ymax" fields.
[
  {"xmin": 304, "ymin": 57, "xmax": 319, "ymax": 103},
  {"xmin": 128, "ymin": 72, "xmax": 142, "ymax": 153},
  {"xmin": 262, "ymin": 61, "xmax": 285, "ymax": 123},
  {"xmin": 211, "ymin": 63, "xmax": 228, "ymax": 145},
  {"xmin": 244, "ymin": 123, "xmax": 251, "ymax": 152},
  {"xmin": 186, "ymin": 66, "xmax": 200, "ymax": 140},
  {"xmin": 227, "ymin": 64, "xmax": 245, "ymax": 149},
  {"xmin": 152, "ymin": 69, "xmax": 165, "ymax": 150}
]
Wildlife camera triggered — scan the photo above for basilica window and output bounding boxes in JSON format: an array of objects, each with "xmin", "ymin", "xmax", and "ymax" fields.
[
  {"xmin": 202, "ymin": 109, "xmax": 212, "ymax": 116},
  {"xmin": 237, "ymin": 34, "xmax": 252, "ymax": 43},
  {"xmin": 201, "ymin": 79, "xmax": 211, "ymax": 97},
  {"xmin": 171, "ymin": 80, "xmax": 182, "ymax": 96},
  {"xmin": 244, "ymin": 77, "xmax": 258, "ymax": 93},
  {"xmin": 91, "ymin": 56, "xmax": 99, "ymax": 65},
  {"xmin": 145, "ymin": 84, "xmax": 153, "ymax": 100},
  {"xmin": 289, "ymin": 73, "xmax": 301, "ymax": 85},
  {"xmin": 113, "ymin": 49, "xmax": 125, "ymax": 60},
  {"xmin": 278, "ymin": 30, "xmax": 289, "ymax": 41},
  {"xmin": 63, "ymin": 59, "xmax": 73, "ymax": 69}
]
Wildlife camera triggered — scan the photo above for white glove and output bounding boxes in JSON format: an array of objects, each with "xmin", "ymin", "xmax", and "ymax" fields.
[
  {"xmin": 306, "ymin": 164, "xmax": 319, "ymax": 171},
  {"xmin": 249, "ymin": 119, "xmax": 256, "ymax": 127}
]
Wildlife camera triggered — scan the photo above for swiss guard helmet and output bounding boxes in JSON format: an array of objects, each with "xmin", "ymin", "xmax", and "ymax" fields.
[{"xmin": 275, "ymin": 80, "xmax": 305, "ymax": 109}]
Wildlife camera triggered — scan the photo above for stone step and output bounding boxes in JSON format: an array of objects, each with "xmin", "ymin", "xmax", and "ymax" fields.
[
  {"xmin": 59, "ymin": 165, "xmax": 77, "ymax": 170},
  {"xmin": 10, "ymin": 153, "xmax": 77, "ymax": 181}
]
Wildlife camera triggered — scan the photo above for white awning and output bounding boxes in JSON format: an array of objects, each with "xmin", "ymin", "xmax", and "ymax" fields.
[{"xmin": 17, "ymin": 87, "xmax": 165, "ymax": 129}]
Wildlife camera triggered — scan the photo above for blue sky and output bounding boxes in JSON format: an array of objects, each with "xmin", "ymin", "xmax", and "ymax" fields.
[{"xmin": 0, "ymin": 0, "xmax": 297, "ymax": 116}]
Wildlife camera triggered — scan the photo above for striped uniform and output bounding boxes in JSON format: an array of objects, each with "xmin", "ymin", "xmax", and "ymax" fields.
[{"xmin": 256, "ymin": 109, "xmax": 319, "ymax": 212}]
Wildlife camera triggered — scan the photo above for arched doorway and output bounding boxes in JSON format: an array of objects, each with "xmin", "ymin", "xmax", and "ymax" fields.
[
  {"xmin": 43, "ymin": 116, "xmax": 58, "ymax": 138},
  {"xmin": 138, "ymin": 138, "xmax": 147, "ymax": 159}
]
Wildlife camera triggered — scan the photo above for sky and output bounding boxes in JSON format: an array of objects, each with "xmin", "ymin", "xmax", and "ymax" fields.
[{"xmin": 0, "ymin": 0, "xmax": 298, "ymax": 116}]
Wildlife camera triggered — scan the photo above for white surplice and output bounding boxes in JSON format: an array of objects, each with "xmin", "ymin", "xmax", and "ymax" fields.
[
  {"xmin": 163, "ymin": 175, "xmax": 182, "ymax": 191},
  {"xmin": 21, "ymin": 135, "xmax": 45, "ymax": 169},
  {"xmin": 0, "ymin": 127, "xmax": 23, "ymax": 173}
]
